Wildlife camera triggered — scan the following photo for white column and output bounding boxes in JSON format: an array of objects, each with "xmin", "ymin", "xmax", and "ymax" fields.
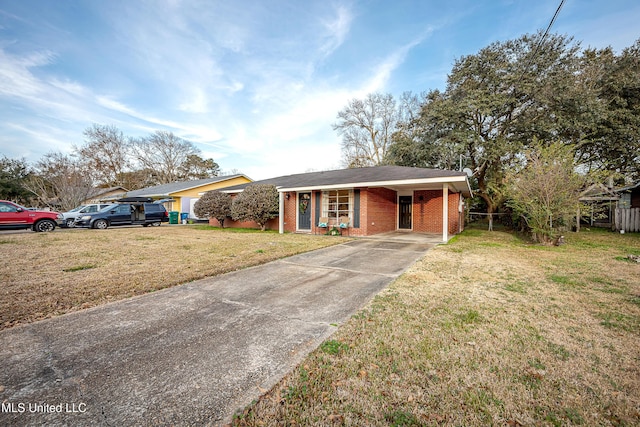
[
  {"xmin": 279, "ymin": 191, "xmax": 285, "ymax": 234},
  {"xmin": 442, "ymin": 184, "xmax": 449, "ymax": 242}
]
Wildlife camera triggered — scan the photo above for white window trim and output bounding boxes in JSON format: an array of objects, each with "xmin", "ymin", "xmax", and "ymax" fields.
[{"xmin": 321, "ymin": 189, "xmax": 353, "ymax": 227}]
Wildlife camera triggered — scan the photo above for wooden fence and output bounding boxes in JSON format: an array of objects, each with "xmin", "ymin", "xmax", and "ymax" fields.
[{"xmin": 615, "ymin": 208, "xmax": 640, "ymax": 232}]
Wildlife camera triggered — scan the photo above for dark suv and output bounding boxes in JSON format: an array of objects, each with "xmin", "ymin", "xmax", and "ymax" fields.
[{"xmin": 74, "ymin": 201, "xmax": 169, "ymax": 229}]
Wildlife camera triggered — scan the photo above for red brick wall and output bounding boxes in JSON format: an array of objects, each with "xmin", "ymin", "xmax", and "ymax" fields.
[
  {"xmin": 412, "ymin": 190, "xmax": 462, "ymax": 234},
  {"xmin": 214, "ymin": 187, "xmax": 465, "ymax": 236},
  {"xmin": 448, "ymin": 192, "xmax": 461, "ymax": 234},
  {"xmin": 282, "ymin": 195, "xmax": 297, "ymax": 233},
  {"xmin": 359, "ymin": 187, "xmax": 397, "ymax": 236},
  {"xmin": 413, "ymin": 190, "xmax": 442, "ymax": 233},
  {"xmin": 307, "ymin": 188, "xmax": 395, "ymax": 237},
  {"xmin": 208, "ymin": 217, "xmax": 279, "ymax": 230}
]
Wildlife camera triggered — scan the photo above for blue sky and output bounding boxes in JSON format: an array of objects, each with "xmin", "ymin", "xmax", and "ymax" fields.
[{"xmin": 1, "ymin": 0, "xmax": 638, "ymax": 180}]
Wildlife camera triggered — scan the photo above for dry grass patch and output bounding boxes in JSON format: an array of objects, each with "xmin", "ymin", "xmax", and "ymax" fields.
[
  {"xmin": 0, "ymin": 225, "xmax": 346, "ymax": 330},
  {"xmin": 233, "ymin": 227, "xmax": 640, "ymax": 426}
]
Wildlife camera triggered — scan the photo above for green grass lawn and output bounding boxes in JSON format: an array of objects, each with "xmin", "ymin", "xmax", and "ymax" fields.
[{"xmin": 233, "ymin": 226, "xmax": 640, "ymax": 426}]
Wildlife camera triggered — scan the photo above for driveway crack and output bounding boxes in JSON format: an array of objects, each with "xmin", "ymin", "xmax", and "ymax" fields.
[{"xmin": 278, "ymin": 260, "xmax": 398, "ymax": 278}]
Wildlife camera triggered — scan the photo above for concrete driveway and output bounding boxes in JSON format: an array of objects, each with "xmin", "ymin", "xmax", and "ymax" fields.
[{"xmin": 0, "ymin": 234, "xmax": 437, "ymax": 426}]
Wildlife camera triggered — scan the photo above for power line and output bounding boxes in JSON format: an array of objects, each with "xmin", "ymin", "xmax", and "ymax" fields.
[
  {"xmin": 510, "ymin": 0, "xmax": 566, "ymax": 106},
  {"xmin": 527, "ymin": 0, "xmax": 566, "ymax": 70}
]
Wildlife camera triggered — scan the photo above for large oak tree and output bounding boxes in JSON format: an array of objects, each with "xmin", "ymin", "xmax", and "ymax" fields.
[{"xmin": 389, "ymin": 32, "xmax": 586, "ymax": 215}]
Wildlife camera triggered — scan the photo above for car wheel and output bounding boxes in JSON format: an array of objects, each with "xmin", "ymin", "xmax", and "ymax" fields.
[
  {"xmin": 33, "ymin": 219, "xmax": 56, "ymax": 232},
  {"xmin": 93, "ymin": 219, "xmax": 108, "ymax": 229},
  {"xmin": 151, "ymin": 222, "xmax": 161, "ymax": 227},
  {"xmin": 65, "ymin": 218, "xmax": 76, "ymax": 228}
]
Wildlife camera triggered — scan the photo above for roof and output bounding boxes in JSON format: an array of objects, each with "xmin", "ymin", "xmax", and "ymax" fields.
[
  {"xmin": 617, "ymin": 181, "xmax": 640, "ymax": 192},
  {"xmin": 579, "ymin": 183, "xmax": 620, "ymax": 201},
  {"xmin": 87, "ymin": 186, "xmax": 128, "ymax": 198},
  {"xmin": 114, "ymin": 175, "xmax": 249, "ymax": 199},
  {"xmin": 222, "ymin": 166, "xmax": 472, "ymax": 196}
]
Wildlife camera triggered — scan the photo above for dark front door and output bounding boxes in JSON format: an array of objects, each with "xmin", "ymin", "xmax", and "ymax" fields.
[
  {"xmin": 399, "ymin": 196, "xmax": 412, "ymax": 229},
  {"xmin": 298, "ymin": 193, "xmax": 311, "ymax": 230}
]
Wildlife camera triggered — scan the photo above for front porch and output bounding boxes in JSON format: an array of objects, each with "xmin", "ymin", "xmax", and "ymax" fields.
[{"xmin": 282, "ymin": 184, "xmax": 465, "ymax": 242}]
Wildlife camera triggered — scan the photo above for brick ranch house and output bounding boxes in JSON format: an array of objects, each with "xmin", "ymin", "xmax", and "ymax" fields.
[{"xmin": 214, "ymin": 166, "xmax": 472, "ymax": 242}]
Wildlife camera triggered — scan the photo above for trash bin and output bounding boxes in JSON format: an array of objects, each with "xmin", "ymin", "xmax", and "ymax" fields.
[
  {"xmin": 180, "ymin": 212, "xmax": 189, "ymax": 224},
  {"xmin": 169, "ymin": 211, "xmax": 179, "ymax": 224}
]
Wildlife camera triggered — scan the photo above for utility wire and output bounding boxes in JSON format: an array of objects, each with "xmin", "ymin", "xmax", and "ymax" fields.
[
  {"xmin": 508, "ymin": 0, "xmax": 566, "ymax": 108},
  {"xmin": 523, "ymin": 0, "xmax": 566, "ymax": 77}
]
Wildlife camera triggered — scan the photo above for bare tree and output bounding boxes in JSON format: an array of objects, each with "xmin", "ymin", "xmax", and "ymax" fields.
[
  {"xmin": 76, "ymin": 124, "xmax": 131, "ymax": 187},
  {"xmin": 333, "ymin": 92, "xmax": 399, "ymax": 167},
  {"xmin": 23, "ymin": 152, "xmax": 93, "ymax": 210},
  {"xmin": 131, "ymin": 131, "xmax": 200, "ymax": 184}
]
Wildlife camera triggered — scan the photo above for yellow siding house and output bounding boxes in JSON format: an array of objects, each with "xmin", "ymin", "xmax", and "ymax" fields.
[{"xmin": 107, "ymin": 175, "xmax": 252, "ymax": 219}]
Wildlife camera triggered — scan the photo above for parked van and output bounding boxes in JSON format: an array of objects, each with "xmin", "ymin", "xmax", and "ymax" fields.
[{"xmin": 74, "ymin": 199, "xmax": 169, "ymax": 229}]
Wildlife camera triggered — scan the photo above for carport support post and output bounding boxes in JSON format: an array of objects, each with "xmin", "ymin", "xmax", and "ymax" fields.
[
  {"xmin": 279, "ymin": 191, "xmax": 285, "ymax": 234},
  {"xmin": 442, "ymin": 184, "xmax": 448, "ymax": 242}
]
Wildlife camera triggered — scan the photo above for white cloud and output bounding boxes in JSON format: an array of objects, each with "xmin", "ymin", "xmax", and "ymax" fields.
[
  {"xmin": 0, "ymin": 49, "xmax": 55, "ymax": 98},
  {"xmin": 319, "ymin": 5, "xmax": 353, "ymax": 58},
  {"xmin": 363, "ymin": 31, "xmax": 432, "ymax": 94}
]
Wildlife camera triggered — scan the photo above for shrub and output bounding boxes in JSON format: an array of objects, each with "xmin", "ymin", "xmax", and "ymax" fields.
[
  {"xmin": 194, "ymin": 191, "xmax": 232, "ymax": 227},
  {"xmin": 231, "ymin": 184, "xmax": 279, "ymax": 231},
  {"xmin": 506, "ymin": 141, "xmax": 583, "ymax": 244}
]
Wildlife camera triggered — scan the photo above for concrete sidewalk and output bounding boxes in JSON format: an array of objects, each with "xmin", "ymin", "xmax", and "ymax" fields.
[{"xmin": 0, "ymin": 236, "xmax": 436, "ymax": 426}]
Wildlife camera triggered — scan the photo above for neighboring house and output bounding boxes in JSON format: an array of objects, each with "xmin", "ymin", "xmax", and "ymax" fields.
[
  {"xmin": 578, "ymin": 183, "xmax": 620, "ymax": 229},
  {"xmin": 106, "ymin": 175, "xmax": 252, "ymax": 218},
  {"xmin": 82, "ymin": 187, "xmax": 128, "ymax": 205},
  {"xmin": 219, "ymin": 166, "xmax": 472, "ymax": 242},
  {"xmin": 615, "ymin": 181, "xmax": 640, "ymax": 233},
  {"xmin": 617, "ymin": 181, "xmax": 640, "ymax": 209}
]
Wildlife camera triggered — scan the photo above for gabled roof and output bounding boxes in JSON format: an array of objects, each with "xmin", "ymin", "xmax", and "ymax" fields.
[
  {"xmin": 87, "ymin": 186, "xmax": 128, "ymax": 198},
  {"xmin": 115, "ymin": 175, "xmax": 249, "ymax": 199},
  {"xmin": 579, "ymin": 183, "xmax": 620, "ymax": 201},
  {"xmin": 222, "ymin": 166, "xmax": 472, "ymax": 196},
  {"xmin": 617, "ymin": 181, "xmax": 640, "ymax": 192}
]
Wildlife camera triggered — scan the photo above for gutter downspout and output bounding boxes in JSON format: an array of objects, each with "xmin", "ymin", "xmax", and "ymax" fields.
[
  {"xmin": 443, "ymin": 184, "xmax": 449, "ymax": 242},
  {"xmin": 279, "ymin": 191, "xmax": 285, "ymax": 234}
]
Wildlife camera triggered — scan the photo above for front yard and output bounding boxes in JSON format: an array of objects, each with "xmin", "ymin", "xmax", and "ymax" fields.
[
  {"xmin": 0, "ymin": 225, "xmax": 346, "ymax": 330},
  {"xmin": 2, "ymin": 224, "xmax": 639, "ymax": 425},
  {"xmin": 233, "ymin": 227, "xmax": 640, "ymax": 426}
]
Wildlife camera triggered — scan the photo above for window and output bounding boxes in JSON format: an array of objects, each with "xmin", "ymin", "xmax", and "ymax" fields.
[
  {"xmin": 0, "ymin": 202, "xmax": 18, "ymax": 213},
  {"xmin": 322, "ymin": 190, "xmax": 352, "ymax": 225},
  {"xmin": 619, "ymin": 194, "xmax": 631, "ymax": 209}
]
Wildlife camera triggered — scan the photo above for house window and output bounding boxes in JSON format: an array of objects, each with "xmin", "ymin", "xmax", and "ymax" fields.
[
  {"xmin": 322, "ymin": 189, "xmax": 352, "ymax": 224},
  {"xmin": 619, "ymin": 193, "xmax": 631, "ymax": 209}
]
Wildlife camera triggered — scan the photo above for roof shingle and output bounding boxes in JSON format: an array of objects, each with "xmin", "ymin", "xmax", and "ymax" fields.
[
  {"xmin": 121, "ymin": 175, "xmax": 247, "ymax": 198},
  {"xmin": 222, "ymin": 166, "xmax": 467, "ymax": 192}
]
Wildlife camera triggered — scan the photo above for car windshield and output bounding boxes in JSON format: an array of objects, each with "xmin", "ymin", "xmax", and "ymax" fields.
[
  {"xmin": 99, "ymin": 204, "xmax": 119, "ymax": 212},
  {"xmin": 68, "ymin": 205, "xmax": 87, "ymax": 213}
]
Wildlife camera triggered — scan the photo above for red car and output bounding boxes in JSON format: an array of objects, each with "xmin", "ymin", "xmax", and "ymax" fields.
[{"xmin": 0, "ymin": 200, "xmax": 64, "ymax": 232}]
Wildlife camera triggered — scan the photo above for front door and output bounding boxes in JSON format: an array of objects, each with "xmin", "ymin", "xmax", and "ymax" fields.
[
  {"xmin": 298, "ymin": 193, "xmax": 311, "ymax": 230},
  {"xmin": 399, "ymin": 196, "xmax": 412, "ymax": 229}
]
